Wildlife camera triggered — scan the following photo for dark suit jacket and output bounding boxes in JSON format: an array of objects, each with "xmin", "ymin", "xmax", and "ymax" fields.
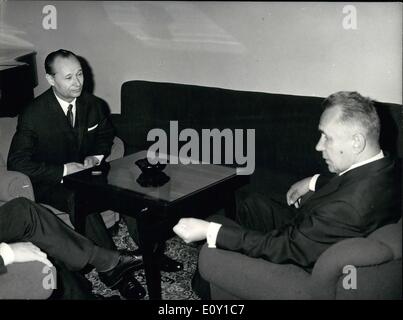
[
  {"xmin": 7, "ymin": 88, "xmax": 114, "ymax": 201},
  {"xmin": 216, "ymin": 156, "xmax": 401, "ymax": 269}
]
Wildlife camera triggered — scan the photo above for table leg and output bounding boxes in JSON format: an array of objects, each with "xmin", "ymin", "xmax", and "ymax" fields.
[
  {"xmin": 71, "ymin": 192, "xmax": 87, "ymax": 235},
  {"xmin": 137, "ymin": 217, "xmax": 163, "ymax": 300}
]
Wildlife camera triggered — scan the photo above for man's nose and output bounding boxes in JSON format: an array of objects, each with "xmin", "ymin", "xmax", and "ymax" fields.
[
  {"xmin": 315, "ymin": 136, "xmax": 324, "ymax": 151},
  {"xmin": 73, "ymin": 76, "xmax": 81, "ymax": 87}
]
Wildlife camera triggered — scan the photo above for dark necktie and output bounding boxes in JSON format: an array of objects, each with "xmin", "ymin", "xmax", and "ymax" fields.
[{"xmin": 67, "ymin": 104, "xmax": 74, "ymax": 128}]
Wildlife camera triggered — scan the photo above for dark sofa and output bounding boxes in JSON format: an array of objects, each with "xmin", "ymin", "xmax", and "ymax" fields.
[{"xmin": 111, "ymin": 80, "xmax": 402, "ymax": 299}]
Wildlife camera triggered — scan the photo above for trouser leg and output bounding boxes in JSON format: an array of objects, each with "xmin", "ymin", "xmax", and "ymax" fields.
[
  {"xmin": 82, "ymin": 213, "xmax": 117, "ymax": 251},
  {"xmin": 35, "ymin": 183, "xmax": 117, "ymax": 250},
  {"xmin": 123, "ymin": 215, "xmax": 140, "ymax": 245},
  {"xmin": 0, "ymin": 198, "xmax": 94, "ymax": 270},
  {"xmin": 235, "ymin": 192, "xmax": 297, "ymax": 233},
  {"xmin": 124, "ymin": 215, "xmax": 168, "ymax": 255},
  {"xmin": 1, "ymin": 197, "xmax": 120, "ymax": 272},
  {"xmin": 50, "ymin": 259, "xmax": 95, "ymax": 300}
]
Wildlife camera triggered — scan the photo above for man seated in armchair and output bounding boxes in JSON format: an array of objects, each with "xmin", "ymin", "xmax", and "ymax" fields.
[{"xmin": 173, "ymin": 91, "xmax": 401, "ymax": 298}]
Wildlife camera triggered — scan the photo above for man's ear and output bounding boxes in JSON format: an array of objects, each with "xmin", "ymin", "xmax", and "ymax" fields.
[
  {"xmin": 352, "ymin": 133, "xmax": 366, "ymax": 154},
  {"xmin": 45, "ymin": 73, "xmax": 55, "ymax": 87}
]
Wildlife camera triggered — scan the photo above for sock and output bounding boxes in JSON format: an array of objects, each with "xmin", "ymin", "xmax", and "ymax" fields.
[{"xmin": 89, "ymin": 246, "xmax": 120, "ymax": 273}]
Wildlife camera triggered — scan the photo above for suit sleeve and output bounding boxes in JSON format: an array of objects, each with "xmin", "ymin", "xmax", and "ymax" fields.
[
  {"xmin": 216, "ymin": 201, "xmax": 362, "ymax": 269},
  {"xmin": 7, "ymin": 110, "xmax": 63, "ymax": 185},
  {"xmin": 315, "ymin": 173, "xmax": 336, "ymax": 190}
]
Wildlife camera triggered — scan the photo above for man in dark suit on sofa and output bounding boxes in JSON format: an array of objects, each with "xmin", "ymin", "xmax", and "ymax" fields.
[
  {"xmin": 7, "ymin": 49, "xmax": 114, "ymax": 247},
  {"xmin": 173, "ymin": 91, "xmax": 401, "ymax": 296},
  {"xmin": 0, "ymin": 197, "xmax": 146, "ymax": 299},
  {"xmin": 6, "ymin": 49, "xmax": 146, "ymax": 297}
]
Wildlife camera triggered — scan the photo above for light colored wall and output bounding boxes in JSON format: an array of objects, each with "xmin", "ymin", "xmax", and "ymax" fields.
[{"xmin": 1, "ymin": 1, "xmax": 401, "ymax": 113}]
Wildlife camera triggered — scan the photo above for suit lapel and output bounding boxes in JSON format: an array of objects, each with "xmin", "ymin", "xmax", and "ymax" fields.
[
  {"xmin": 302, "ymin": 174, "xmax": 342, "ymax": 206},
  {"xmin": 76, "ymin": 94, "xmax": 88, "ymax": 151}
]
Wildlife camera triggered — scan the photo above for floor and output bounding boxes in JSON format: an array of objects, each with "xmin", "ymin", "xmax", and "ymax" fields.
[{"xmin": 85, "ymin": 220, "xmax": 201, "ymax": 300}]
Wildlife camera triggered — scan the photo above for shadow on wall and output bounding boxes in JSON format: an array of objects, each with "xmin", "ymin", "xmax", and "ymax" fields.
[
  {"xmin": 77, "ymin": 55, "xmax": 111, "ymax": 116},
  {"xmin": 77, "ymin": 55, "xmax": 95, "ymax": 94},
  {"xmin": 375, "ymin": 102, "xmax": 400, "ymax": 158}
]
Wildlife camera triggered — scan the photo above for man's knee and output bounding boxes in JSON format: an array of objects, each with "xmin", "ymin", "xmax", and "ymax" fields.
[
  {"xmin": 3, "ymin": 197, "xmax": 35, "ymax": 213},
  {"xmin": 0, "ymin": 197, "xmax": 38, "ymax": 226}
]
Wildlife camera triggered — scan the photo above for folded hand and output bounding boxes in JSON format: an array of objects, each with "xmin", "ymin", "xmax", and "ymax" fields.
[
  {"xmin": 173, "ymin": 218, "xmax": 210, "ymax": 243},
  {"xmin": 286, "ymin": 176, "xmax": 312, "ymax": 208},
  {"xmin": 84, "ymin": 156, "xmax": 100, "ymax": 168},
  {"xmin": 9, "ymin": 242, "xmax": 53, "ymax": 267}
]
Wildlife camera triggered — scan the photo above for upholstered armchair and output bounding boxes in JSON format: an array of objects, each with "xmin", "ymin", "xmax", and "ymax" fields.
[{"xmin": 198, "ymin": 218, "xmax": 402, "ymax": 300}]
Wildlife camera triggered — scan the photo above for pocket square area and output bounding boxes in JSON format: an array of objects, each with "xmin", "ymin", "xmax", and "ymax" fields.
[{"xmin": 88, "ymin": 124, "xmax": 98, "ymax": 131}]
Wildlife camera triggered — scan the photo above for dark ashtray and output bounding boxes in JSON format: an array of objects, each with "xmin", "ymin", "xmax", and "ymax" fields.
[
  {"xmin": 136, "ymin": 171, "xmax": 170, "ymax": 187},
  {"xmin": 135, "ymin": 158, "xmax": 167, "ymax": 174}
]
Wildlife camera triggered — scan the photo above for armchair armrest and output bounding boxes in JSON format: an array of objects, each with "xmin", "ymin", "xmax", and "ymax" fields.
[
  {"xmin": 0, "ymin": 261, "xmax": 56, "ymax": 299},
  {"xmin": 0, "ymin": 169, "xmax": 35, "ymax": 202},
  {"xmin": 311, "ymin": 237, "xmax": 394, "ymax": 299},
  {"xmin": 199, "ymin": 244, "xmax": 311, "ymax": 300},
  {"xmin": 106, "ymin": 136, "xmax": 125, "ymax": 162}
]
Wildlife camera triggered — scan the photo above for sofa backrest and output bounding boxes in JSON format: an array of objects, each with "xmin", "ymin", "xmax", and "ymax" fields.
[{"xmin": 116, "ymin": 81, "xmax": 324, "ymax": 173}]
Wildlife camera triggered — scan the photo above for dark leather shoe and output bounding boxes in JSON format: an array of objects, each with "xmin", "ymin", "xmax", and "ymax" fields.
[
  {"xmin": 98, "ymin": 254, "xmax": 143, "ymax": 288},
  {"xmin": 120, "ymin": 249, "xmax": 143, "ymax": 261},
  {"xmin": 159, "ymin": 254, "xmax": 183, "ymax": 272},
  {"xmin": 116, "ymin": 273, "xmax": 146, "ymax": 300}
]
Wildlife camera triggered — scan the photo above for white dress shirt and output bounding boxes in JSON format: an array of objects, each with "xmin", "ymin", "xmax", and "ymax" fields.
[
  {"xmin": 0, "ymin": 242, "xmax": 14, "ymax": 266},
  {"xmin": 54, "ymin": 93, "xmax": 77, "ymax": 127}
]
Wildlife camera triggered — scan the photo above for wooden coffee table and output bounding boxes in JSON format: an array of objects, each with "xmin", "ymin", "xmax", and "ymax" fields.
[{"xmin": 64, "ymin": 151, "xmax": 249, "ymax": 299}]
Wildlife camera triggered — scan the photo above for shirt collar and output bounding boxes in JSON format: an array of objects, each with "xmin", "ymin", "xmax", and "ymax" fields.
[
  {"xmin": 339, "ymin": 150, "xmax": 384, "ymax": 176},
  {"xmin": 53, "ymin": 90, "xmax": 77, "ymax": 115}
]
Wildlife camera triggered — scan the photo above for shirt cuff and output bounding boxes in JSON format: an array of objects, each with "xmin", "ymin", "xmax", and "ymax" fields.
[
  {"xmin": 309, "ymin": 174, "xmax": 320, "ymax": 191},
  {"xmin": 206, "ymin": 222, "xmax": 222, "ymax": 248},
  {"xmin": 0, "ymin": 243, "xmax": 15, "ymax": 266},
  {"xmin": 63, "ymin": 164, "xmax": 67, "ymax": 177}
]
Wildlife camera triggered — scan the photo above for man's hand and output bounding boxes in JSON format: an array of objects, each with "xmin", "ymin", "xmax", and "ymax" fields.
[
  {"xmin": 65, "ymin": 162, "xmax": 85, "ymax": 175},
  {"xmin": 84, "ymin": 156, "xmax": 100, "ymax": 168},
  {"xmin": 173, "ymin": 218, "xmax": 210, "ymax": 243},
  {"xmin": 286, "ymin": 176, "xmax": 312, "ymax": 208},
  {"xmin": 9, "ymin": 242, "xmax": 53, "ymax": 267}
]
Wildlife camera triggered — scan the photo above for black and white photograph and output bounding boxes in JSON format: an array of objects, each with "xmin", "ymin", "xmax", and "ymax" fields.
[{"xmin": 0, "ymin": 0, "xmax": 401, "ymax": 307}]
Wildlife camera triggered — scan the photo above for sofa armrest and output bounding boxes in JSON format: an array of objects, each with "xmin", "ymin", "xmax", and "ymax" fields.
[
  {"xmin": 0, "ymin": 261, "xmax": 56, "ymax": 299},
  {"xmin": 106, "ymin": 136, "xmax": 125, "ymax": 162},
  {"xmin": 0, "ymin": 169, "xmax": 35, "ymax": 202},
  {"xmin": 311, "ymin": 237, "xmax": 395, "ymax": 299},
  {"xmin": 199, "ymin": 244, "xmax": 311, "ymax": 300}
]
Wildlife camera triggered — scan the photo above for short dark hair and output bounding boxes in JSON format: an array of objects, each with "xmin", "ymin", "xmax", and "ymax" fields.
[
  {"xmin": 322, "ymin": 91, "xmax": 380, "ymax": 143},
  {"xmin": 44, "ymin": 49, "xmax": 78, "ymax": 75}
]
